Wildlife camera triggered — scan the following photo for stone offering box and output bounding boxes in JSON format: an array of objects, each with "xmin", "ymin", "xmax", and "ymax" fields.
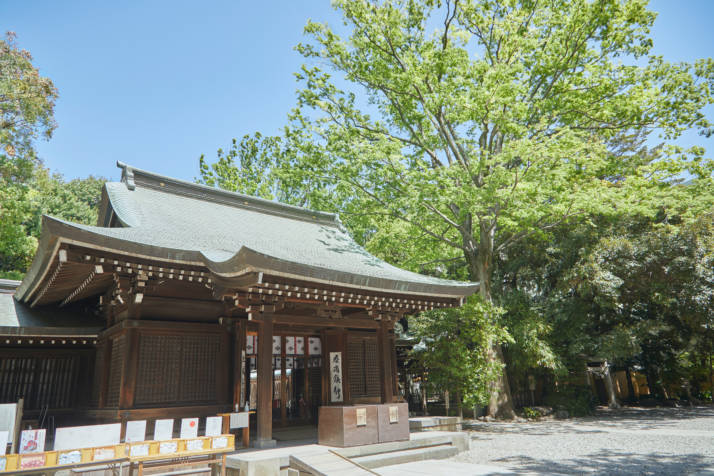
[{"xmin": 318, "ymin": 402, "xmax": 408, "ymax": 447}]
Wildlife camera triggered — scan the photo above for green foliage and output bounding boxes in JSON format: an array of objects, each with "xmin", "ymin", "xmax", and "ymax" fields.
[
  {"xmin": 0, "ymin": 32, "xmax": 106, "ymax": 280},
  {"xmin": 1, "ymin": 31, "xmax": 57, "ymax": 165},
  {"xmin": 522, "ymin": 406, "xmax": 543, "ymax": 420},
  {"xmin": 409, "ymin": 295, "xmax": 512, "ymax": 407},
  {"xmin": 543, "ymin": 385, "xmax": 597, "ymax": 416},
  {"xmin": 0, "ymin": 164, "xmax": 106, "ymax": 279},
  {"xmin": 200, "ymin": 0, "xmax": 714, "ymax": 412}
]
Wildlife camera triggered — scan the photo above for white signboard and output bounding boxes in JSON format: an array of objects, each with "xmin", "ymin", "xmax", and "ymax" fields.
[
  {"xmin": 329, "ymin": 351, "xmax": 343, "ymax": 403},
  {"xmin": 0, "ymin": 404, "xmax": 17, "ymax": 444},
  {"xmin": 124, "ymin": 420, "xmax": 146, "ymax": 443},
  {"xmin": 93, "ymin": 447, "xmax": 115, "ymax": 461},
  {"xmin": 159, "ymin": 441, "xmax": 177, "ymax": 454},
  {"xmin": 186, "ymin": 439, "xmax": 203, "ymax": 451},
  {"xmin": 125, "ymin": 420, "xmax": 146, "ymax": 443},
  {"xmin": 58, "ymin": 450, "xmax": 81, "ymax": 465},
  {"xmin": 229, "ymin": 412, "xmax": 249, "ymax": 429},
  {"xmin": 212, "ymin": 436, "xmax": 228, "ymax": 449},
  {"xmin": 19, "ymin": 429, "xmax": 45, "ymax": 454},
  {"xmin": 54, "ymin": 423, "xmax": 121, "ymax": 451},
  {"xmin": 130, "ymin": 444, "xmax": 149, "ymax": 457},
  {"xmin": 389, "ymin": 405, "xmax": 399, "ymax": 423},
  {"xmin": 153, "ymin": 419, "xmax": 174, "ymax": 441},
  {"xmin": 356, "ymin": 408, "xmax": 367, "ymax": 427},
  {"xmin": 272, "ymin": 336, "xmax": 281, "ymax": 355},
  {"xmin": 205, "ymin": 416, "xmax": 222, "ymax": 437},
  {"xmin": 0, "ymin": 431, "xmax": 8, "ymax": 455},
  {"xmin": 180, "ymin": 418, "xmax": 198, "ymax": 439}
]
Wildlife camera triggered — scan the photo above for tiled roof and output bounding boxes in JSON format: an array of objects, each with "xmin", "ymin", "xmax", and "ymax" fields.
[{"xmin": 16, "ymin": 163, "xmax": 478, "ymax": 302}]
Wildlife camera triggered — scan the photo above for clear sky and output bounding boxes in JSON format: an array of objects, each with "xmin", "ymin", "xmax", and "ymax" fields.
[{"xmin": 1, "ymin": 0, "xmax": 712, "ymax": 182}]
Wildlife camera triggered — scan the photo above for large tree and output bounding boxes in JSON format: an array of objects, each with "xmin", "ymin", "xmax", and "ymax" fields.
[
  {"xmin": 0, "ymin": 32, "xmax": 58, "ymax": 279},
  {"xmin": 0, "ymin": 32, "xmax": 105, "ymax": 279},
  {"xmin": 202, "ymin": 0, "xmax": 714, "ymax": 417}
]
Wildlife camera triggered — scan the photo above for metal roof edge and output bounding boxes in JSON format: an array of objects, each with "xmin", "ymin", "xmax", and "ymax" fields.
[
  {"xmin": 0, "ymin": 279, "xmax": 21, "ymax": 292},
  {"xmin": 116, "ymin": 161, "xmax": 340, "ymax": 227}
]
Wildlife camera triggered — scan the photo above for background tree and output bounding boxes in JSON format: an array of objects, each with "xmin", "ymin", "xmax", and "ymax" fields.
[
  {"xmin": 206, "ymin": 0, "xmax": 713, "ymax": 417},
  {"xmin": 0, "ymin": 32, "xmax": 105, "ymax": 279},
  {"xmin": 409, "ymin": 296, "xmax": 511, "ymax": 415}
]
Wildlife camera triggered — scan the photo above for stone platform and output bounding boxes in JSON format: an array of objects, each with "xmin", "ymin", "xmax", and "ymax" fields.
[{"xmin": 225, "ymin": 430, "xmax": 468, "ymax": 476}]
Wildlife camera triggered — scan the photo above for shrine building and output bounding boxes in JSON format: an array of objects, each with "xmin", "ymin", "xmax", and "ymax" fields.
[{"xmin": 1, "ymin": 162, "xmax": 477, "ymax": 447}]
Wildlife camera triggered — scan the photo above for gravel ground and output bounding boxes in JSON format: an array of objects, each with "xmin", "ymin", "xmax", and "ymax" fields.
[{"xmin": 450, "ymin": 405, "xmax": 714, "ymax": 475}]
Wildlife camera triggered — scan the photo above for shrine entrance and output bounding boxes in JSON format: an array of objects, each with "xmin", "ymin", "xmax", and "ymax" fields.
[{"xmin": 245, "ymin": 332, "xmax": 323, "ymax": 428}]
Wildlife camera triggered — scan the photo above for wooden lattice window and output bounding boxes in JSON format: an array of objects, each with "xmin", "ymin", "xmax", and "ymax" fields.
[
  {"xmin": 347, "ymin": 336, "xmax": 381, "ymax": 399},
  {"xmin": 0, "ymin": 353, "xmax": 80, "ymax": 411},
  {"xmin": 135, "ymin": 333, "xmax": 222, "ymax": 406}
]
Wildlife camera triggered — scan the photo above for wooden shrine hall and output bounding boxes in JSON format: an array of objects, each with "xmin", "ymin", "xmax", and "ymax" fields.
[{"xmin": 4, "ymin": 162, "xmax": 477, "ymax": 447}]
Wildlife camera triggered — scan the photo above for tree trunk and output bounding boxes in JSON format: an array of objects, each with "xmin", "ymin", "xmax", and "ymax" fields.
[
  {"xmin": 421, "ymin": 373, "xmax": 429, "ymax": 415},
  {"xmin": 709, "ymin": 348, "xmax": 714, "ymax": 402},
  {"xmin": 444, "ymin": 389, "xmax": 450, "ymax": 416},
  {"xmin": 625, "ymin": 367, "xmax": 637, "ymax": 403},
  {"xmin": 464, "ymin": 221, "xmax": 517, "ymax": 420},
  {"xmin": 603, "ymin": 364, "xmax": 620, "ymax": 409},
  {"xmin": 456, "ymin": 390, "xmax": 463, "ymax": 419}
]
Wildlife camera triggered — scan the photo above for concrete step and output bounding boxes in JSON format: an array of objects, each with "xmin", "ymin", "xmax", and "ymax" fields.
[
  {"xmin": 335, "ymin": 434, "xmax": 457, "ymax": 459},
  {"xmin": 290, "ymin": 451, "xmax": 376, "ymax": 476},
  {"xmin": 350, "ymin": 444, "xmax": 459, "ymax": 469}
]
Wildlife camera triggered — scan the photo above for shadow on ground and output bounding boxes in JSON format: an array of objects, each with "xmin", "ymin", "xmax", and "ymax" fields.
[
  {"xmin": 463, "ymin": 405, "xmax": 714, "ymax": 436},
  {"xmin": 494, "ymin": 450, "xmax": 712, "ymax": 475}
]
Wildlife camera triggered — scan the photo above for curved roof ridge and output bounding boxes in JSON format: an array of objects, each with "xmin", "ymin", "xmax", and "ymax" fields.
[{"xmin": 116, "ymin": 161, "xmax": 339, "ymax": 226}]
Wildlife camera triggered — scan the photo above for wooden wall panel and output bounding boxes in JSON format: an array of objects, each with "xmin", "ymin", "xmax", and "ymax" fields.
[
  {"xmin": 0, "ymin": 348, "xmax": 93, "ymax": 413},
  {"xmin": 134, "ymin": 333, "xmax": 224, "ymax": 406},
  {"xmin": 134, "ymin": 335, "xmax": 180, "ymax": 405}
]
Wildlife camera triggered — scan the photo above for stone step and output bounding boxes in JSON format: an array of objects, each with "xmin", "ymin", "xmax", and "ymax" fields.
[
  {"xmin": 335, "ymin": 434, "xmax": 457, "ymax": 459},
  {"xmin": 290, "ymin": 451, "xmax": 376, "ymax": 476},
  {"xmin": 350, "ymin": 444, "xmax": 459, "ymax": 469}
]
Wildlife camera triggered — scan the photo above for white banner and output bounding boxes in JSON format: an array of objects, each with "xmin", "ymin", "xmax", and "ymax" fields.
[{"xmin": 329, "ymin": 352, "xmax": 343, "ymax": 402}]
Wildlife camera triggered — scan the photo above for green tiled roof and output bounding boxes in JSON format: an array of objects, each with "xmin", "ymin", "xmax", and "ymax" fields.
[
  {"xmin": 17, "ymin": 163, "xmax": 478, "ymax": 301},
  {"xmin": 1, "ymin": 286, "xmax": 101, "ymax": 336}
]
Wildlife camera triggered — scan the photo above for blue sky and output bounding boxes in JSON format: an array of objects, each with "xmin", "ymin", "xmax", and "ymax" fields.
[{"xmin": 1, "ymin": 0, "xmax": 712, "ymax": 182}]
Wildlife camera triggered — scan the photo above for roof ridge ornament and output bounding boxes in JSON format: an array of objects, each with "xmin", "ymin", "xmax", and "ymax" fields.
[{"xmin": 117, "ymin": 161, "xmax": 135, "ymax": 190}]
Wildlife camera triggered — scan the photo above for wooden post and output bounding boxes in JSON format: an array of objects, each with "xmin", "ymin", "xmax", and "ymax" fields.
[
  {"xmin": 120, "ymin": 329, "xmax": 139, "ymax": 409},
  {"xmin": 233, "ymin": 320, "xmax": 246, "ymax": 410},
  {"xmin": 10, "ymin": 398, "xmax": 23, "ymax": 454},
  {"xmin": 280, "ymin": 335, "xmax": 288, "ymax": 426},
  {"xmin": 255, "ymin": 314, "xmax": 275, "ymax": 447},
  {"xmin": 379, "ymin": 320, "xmax": 395, "ymax": 403}
]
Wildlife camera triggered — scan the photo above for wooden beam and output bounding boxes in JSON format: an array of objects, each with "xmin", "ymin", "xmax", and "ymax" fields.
[
  {"xmin": 59, "ymin": 265, "xmax": 105, "ymax": 307},
  {"xmin": 30, "ymin": 249, "xmax": 67, "ymax": 307},
  {"xmin": 270, "ymin": 313, "xmax": 379, "ymax": 329}
]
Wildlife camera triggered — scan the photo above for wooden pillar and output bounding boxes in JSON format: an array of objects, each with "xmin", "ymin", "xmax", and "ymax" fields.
[
  {"xmin": 256, "ymin": 314, "xmax": 275, "ymax": 447},
  {"xmin": 233, "ymin": 320, "xmax": 246, "ymax": 410},
  {"xmin": 97, "ymin": 339, "xmax": 112, "ymax": 408},
  {"xmin": 379, "ymin": 321, "xmax": 395, "ymax": 403},
  {"xmin": 280, "ymin": 335, "xmax": 288, "ymax": 425},
  {"xmin": 119, "ymin": 329, "xmax": 139, "ymax": 409}
]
